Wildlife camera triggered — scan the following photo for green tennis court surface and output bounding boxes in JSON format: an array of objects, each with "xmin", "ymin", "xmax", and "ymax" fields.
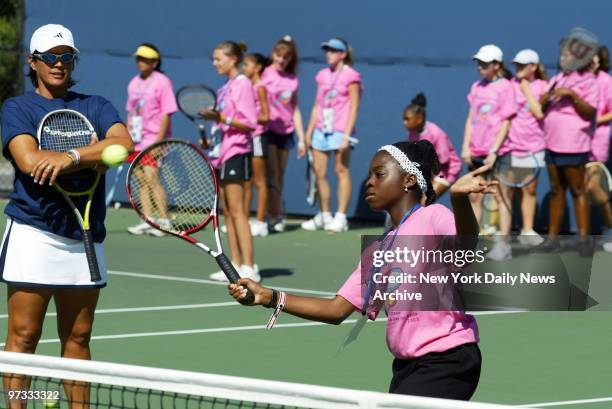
[{"xmin": 0, "ymin": 203, "xmax": 611, "ymax": 408}]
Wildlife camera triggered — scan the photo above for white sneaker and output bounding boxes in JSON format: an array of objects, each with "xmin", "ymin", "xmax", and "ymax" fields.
[
  {"xmin": 487, "ymin": 240, "xmax": 512, "ymax": 260},
  {"xmin": 240, "ymin": 264, "xmax": 261, "ymax": 283},
  {"xmin": 269, "ymin": 217, "xmax": 286, "ymax": 233},
  {"xmin": 518, "ymin": 229, "xmax": 544, "ymax": 246},
  {"xmin": 209, "ymin": 262, "xmax": 240, "ymax": 282},
  {"xmin": 325, "ymin": 214, "xmax": 348, "ymax": 233},
  {"xmin": 250, "ymin": 220, "xmax": 269, "ymax": 237},
  {"xmin": 127, "ymin": 222, "xmax": 151, "ymax": 235},
  {"xmin": 301, "ymin": 213, "xmax": 332, "ymax": 231},
  {"xmin": 479, "ymin": 224, "xmax": 498, "ymax": 236}
]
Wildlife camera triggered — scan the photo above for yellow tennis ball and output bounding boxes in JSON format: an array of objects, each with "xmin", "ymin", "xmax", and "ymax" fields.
[
  {"xmin": 101, "ymin": 144, "xmax": 128, "ymax": 167},
  {"xmin": 42, "ymin": 399, "xmax": 59, "ymax": 408}
]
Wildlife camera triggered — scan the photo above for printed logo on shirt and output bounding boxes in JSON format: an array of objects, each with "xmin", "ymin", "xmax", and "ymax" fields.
[
  {"xmin": 229, "ymin": 169, "xmax": 236, "ymax": 176},
  {"xmin": 275, "ymin": 90, "xmax": 293, "ymax": 106},
  {"xmin": 478, "ymin": 102, "xmax": 493, "ymax": 115}
]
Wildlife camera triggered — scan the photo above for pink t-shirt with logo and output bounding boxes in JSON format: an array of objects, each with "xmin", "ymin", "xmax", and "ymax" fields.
[
  {"xmin": 314, "ymin": 65, "xmax": 362, "ymax": 133},
  {"xmin": 501, "ymin": 79, "xmax": 547, "ymax": 156},
  {"xmin": 467, "ymin": 78, "xmax": 515, "ymax": 157},
  {"xmin": 216, "ymin": 75, "xmax": 257, "ymax": 165},
  {"xmin": 125, "ymin": 71, "xmax": 178, "ymax": 151},
  {"xmin": 260, "ymin": 66, "xmax": 298, "ymax": 135},
  {"xmin": 591, "ymin": 71, "xmax": 612, "ymax": 162},
  {"xmin": 337, "ymin": 204, "xmax": 479, "ymax": 359},
  {"xmin": 252, "ymin": 82, "xmax": 264, "ymax": 137},
  {"xmin": 408, "ymin": 122, "xmax": 461, "ymax": 184},
  {"xmin": 544, "ymin": 71, "xmax": 599, "ymax": 154}
]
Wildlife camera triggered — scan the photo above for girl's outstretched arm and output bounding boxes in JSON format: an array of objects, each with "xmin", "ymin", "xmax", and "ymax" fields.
[
  {"xmin": 450, "ymin": 165, "xmax": 498, "ymax": 236},
  {"xmin": 229, "ymin": 279, "xmax": 355, "ymax": 325}
]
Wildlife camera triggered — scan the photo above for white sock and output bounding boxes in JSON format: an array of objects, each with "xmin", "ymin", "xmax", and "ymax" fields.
[
  {"xmin": 321, "ymin": 212, "xmax": 332, "ymax": 220},
  {"xmin": 335, "ymin": 212, "xmax": 347, "ymax": 220}
]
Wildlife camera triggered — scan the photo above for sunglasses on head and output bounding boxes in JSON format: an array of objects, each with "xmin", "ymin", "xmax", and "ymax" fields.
[{"xmin": 33, "ymin": 52, "xmax": 77, "ymax": 65}]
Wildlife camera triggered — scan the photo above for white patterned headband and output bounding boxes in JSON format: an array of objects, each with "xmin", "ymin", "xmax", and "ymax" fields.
[{"xmin": 378, "ymin": 145, "xmax": 428, "ymax": 193}]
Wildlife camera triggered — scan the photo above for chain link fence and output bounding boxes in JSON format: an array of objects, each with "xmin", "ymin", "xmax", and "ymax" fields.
[{"xmin": 0, "ymin": 0, "xmax": 24, "ymax": 195}]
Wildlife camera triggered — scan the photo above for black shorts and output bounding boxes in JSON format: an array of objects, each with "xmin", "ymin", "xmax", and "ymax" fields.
[
  {"xmin": 468, "ymin": 156, "xmax": 486, "ymax": 172},
  {"xmin": 389, "ymin": 343, "xmax": 481, "ymax": 400},
  {"xmin": 263, "ymin": 131, "xmax": 295, "ymax": 151},
  {"xmin": 218, "ymin": 153, "xmax": 252, "ymax": 182},
  {"xmin": 545, "ymin": 150, "xmax": 589, "ymax": 167},
  {"xmin": 252, "ymin": 134, "xmax": 268, "ymax": 158}
]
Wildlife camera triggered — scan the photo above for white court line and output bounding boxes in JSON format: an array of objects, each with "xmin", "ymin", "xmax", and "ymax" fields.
[
  {"xmin": 0, "ymin": 302, "xmax": 238, "ymax": 319},
  {"xmin": 518, "ymin": 397, "xmax": 612, "ymax": 407},
  {"xmin": 108, "ymin": 270, "xmax": 336, "ymax": 296},
  {"xmin": 0, "ymin": 311, "xmax": 522, "ymax": 348}
]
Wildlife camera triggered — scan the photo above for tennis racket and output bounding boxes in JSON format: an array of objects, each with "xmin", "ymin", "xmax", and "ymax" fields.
[
  {"xmin": 36, "ymin": 109, "xmax": 102, "ymax": 282},
  {"xmin": 126, "ymin": 139, "xmax": 254, "ymax": 304},
  {"xmin": 305, "ymin": 150, "xmax": 317, "ymax": 206},
  {"xmin": 559, "ymin": 28, "xmax": 599, "ymax": 73},
  {"xmin": 105, "ymin": 164, "xmax": 124, "ymax": 208},
  {"xmin": 176, "ymin": 84, "xmax": 218, "ymax": 149},
  {"xmin": 493, "ymin": 152, "xmax": 542, "ymax": 188}
]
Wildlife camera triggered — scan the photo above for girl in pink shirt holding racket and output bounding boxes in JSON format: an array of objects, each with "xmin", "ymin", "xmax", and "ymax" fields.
[
  {"xmin": 201, "ymin": 41, "xmax": 260, "ymax": 282},
  {"xmin": 487, "ymin": 50, "xmax": 548, "ymax": 260},
  {"xmin": 538, "ymin": 28, "xmax": 600, "ymax": 255},
  {"xmin": 230, "ymin": 140, "xmax": 497, "ymax": 400},
  {"xmin": 404, "ymin": 93, "xmax": 461, "ymax": 198},
  {"xmin": 259, "ymin": 36, "xmax": 306, "ymax": 233},
  {"xmin": 462, "ymin": 44, "xmax": 515, "ymax": 228}
]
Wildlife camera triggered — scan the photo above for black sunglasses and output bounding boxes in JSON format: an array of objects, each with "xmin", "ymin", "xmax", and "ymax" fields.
[{"xmin": 33, "ymin": 52, "xmax": 77, "ymax": 65}]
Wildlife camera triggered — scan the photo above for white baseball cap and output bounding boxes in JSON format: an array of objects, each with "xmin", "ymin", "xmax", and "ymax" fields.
[
  {"xmin": 30, "ymin": 24, "xmax": 79, "ymax": 54},
  {"xmin": 472, "ymin": 44, "xmax": 503, "ymax": 63},
  {"xmin": 513, "ymin": 49, "xmax": 539, "ymax": 64}
]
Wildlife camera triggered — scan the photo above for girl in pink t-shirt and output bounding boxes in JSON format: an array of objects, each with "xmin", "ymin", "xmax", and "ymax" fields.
[
  {"xmin": 488, "ymin": 50, "xmax": 548, "ymax": 260},
  {"xmin": 229, "ymin": 140, "xmax": 498, "ymax": 400},
  {"xmin": 125, "ymin": 43, "xmax": 178, "ymax": 236},
  {"xmin": 243, "ymin": 53, "xmax": 271, "ymax": 237},
  {"xmin": 462, "ymin": 44, "xmax": 515, "ymax": 229},
  {"xmin": 259, "ymin": 36, "xmax": 306, "ymax": 233},
  {"xmin": 586, "ymin": 46, "xmax": 612, "ymax": 243},
  {"xmin": 404, "ymin": 93, "xmax": 461, "ymax": 198},
  {"xmin": 538, "ymin": 32, "xmax": 600, "ymax": 253},
  {"xmin": 302, "ymin": 38, "xmax": 362, "ymax": 233},
  {"xmin": 201, "ymin": 41, "xmax": 259, "ymax": 282}
]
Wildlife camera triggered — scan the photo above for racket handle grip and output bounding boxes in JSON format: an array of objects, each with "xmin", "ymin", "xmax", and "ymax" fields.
[
  {"xmin": 215, "ymin": 253, "xmax": 255, "ymax": 305},
  {"xmin": 83, "ymin": 230, "xmax": 102, "ymax": 282}
]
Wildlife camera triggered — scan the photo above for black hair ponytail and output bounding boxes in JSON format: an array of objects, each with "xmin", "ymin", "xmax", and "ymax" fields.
[
  {"xmin": 392, "ymin": 140, "xmax": 439, "ymax": 205},
  {"xmin": 404, "ymin": 92, "xmax": 427, "ymax": 121}
]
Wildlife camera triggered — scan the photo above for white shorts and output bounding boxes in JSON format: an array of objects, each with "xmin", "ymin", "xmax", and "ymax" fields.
[
  {"xmin": 0, "ymin": 219, "xmax": 107, "ymax": 288},
  {"xmin": 510, "ymin": 150, "xmax": 545, "ymax": 168}
]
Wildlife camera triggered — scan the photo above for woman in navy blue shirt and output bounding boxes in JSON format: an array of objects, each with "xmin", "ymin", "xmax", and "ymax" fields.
[{"xmin": 0, "ymin": 24, "xmax": 132, "ymax": 402}]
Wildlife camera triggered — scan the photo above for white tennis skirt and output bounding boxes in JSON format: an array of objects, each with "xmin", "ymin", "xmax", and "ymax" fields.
[{"xmin": 0, "ymin": 218, "xmax": 107, "ymax": 288}]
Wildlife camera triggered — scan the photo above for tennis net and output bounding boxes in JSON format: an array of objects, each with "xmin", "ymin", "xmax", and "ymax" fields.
[{"xmin": 0, "ymin": 351, "xmax": 521, "ymax": 409}]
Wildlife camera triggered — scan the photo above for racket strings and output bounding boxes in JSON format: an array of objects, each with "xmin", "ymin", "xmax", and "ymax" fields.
[
  {"xmin": 129, "ymin": 143, "xmax": 216, "ymax": 233},
  {"xmin": 40, "ymin": 112, "xmax": 94, "ymax": 152},
  {"xmin": 177, "ymin": 88, "xmax": 216, "ymax": 118}
]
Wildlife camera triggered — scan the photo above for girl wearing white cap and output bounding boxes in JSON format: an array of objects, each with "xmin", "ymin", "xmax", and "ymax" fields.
[
  {"xmin": 302, "ymin": 38, "xmax": 362, "ymax": 233},
  {"xmin": 538, "ymin": 28, "xmax": 600, "ymax": 255},
  {"xmin": 125, "ymin": 43, "xmax": 178, "ymax": 237},
  {"xmin": 461, "ymin": 44, "xmax": 515, "ymax": 230},
  {"xmin": 230, "ymin": 141, "xmax": 496, "ymax": 399},
  {"xmin": 1, "ymin": 24, "xmax": 132, "ymax": 401},
  {"xmin": 487, "ymin": 49, "xmax": 548, "ymax": 260}
]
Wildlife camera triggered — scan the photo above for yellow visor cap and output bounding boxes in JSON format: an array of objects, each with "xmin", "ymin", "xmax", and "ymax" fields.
[{"xmin": 134, "ymin": 46, "xmax": 160, "ymax": 60}]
